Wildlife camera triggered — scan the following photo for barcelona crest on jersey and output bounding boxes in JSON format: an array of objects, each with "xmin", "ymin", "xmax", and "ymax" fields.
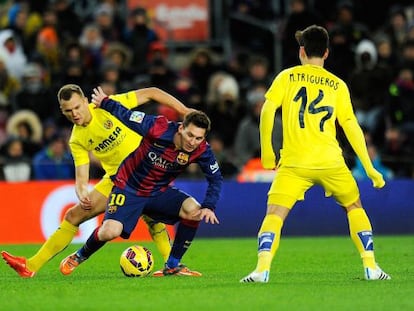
[{"xmin": 176, "ymin": 152, "xmax": 189, "ymax": 165}]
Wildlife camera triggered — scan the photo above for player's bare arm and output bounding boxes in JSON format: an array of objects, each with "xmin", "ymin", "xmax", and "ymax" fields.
[
  {"xmin": 135, "ymin": 87, "xmax": 191, "ymax": 116},
  {"xmin": 75, "ymin": 164, "xmax": 92, "ymax": 209}
]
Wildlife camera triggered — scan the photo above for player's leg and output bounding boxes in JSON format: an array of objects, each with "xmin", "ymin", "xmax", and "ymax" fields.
[
  {"xmin": 1, "ymin": 182, "xmax": 109, "ymax": 278},
  {"xmin": 325, "ymin": 166, "xmax": 390, "ymax": 280},
  {"xmin": 60, "ymin": 187, "xmax": 144, "ymax": 275},
  {"xmin": 241, "ymin": 167, "xmax": 312, "ymax": 283},
  {"xmin": 149, "ymin": 189, "xmax": 202, "ymax": 276},
  {"xmin": 141, "ymin": 215, "xmax": 171, "ymax": 262}
]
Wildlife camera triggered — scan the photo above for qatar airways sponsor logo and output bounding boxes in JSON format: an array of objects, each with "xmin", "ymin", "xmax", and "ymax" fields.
[
  {"xmin": 40, "ymin": 185, "xmax": 97, "ymax": 243},
  {"xmin": 148, "ymin": 151, "xmax": 179, "ymax": 170},
  {"xmin": 94, "ymin": 126, "xmax": 125, "ymax": 152}
]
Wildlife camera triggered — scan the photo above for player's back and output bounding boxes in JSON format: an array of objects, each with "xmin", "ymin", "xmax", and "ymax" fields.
[{"xmin": 267, "ymin": 64, "xmax": 354, "ymax": 169}]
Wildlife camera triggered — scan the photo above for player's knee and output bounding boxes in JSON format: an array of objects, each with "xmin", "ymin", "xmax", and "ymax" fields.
[
  {"xmin": 63, "ymin": 205, "xmax": 85, "ymax": 226},
  {"xmin": 98, "ymin": 221, "xmax": 122, "ymax": 241},
  {"xmin": 179, "ymin": 197, "xmax": 201, "ymax": 219}
]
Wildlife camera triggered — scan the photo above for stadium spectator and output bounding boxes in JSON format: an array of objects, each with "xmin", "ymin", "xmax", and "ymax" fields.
[
  {"xmin": 6, "ymin": 109, "xmax": 42, "ymax": 157},
  {"xmin": 0, "ymin": 136, "xmax": 32, "ymax": 182},
  {"xmin": 13, "ymin": 62, "xmax": 58, "ymax": 123},
  {"xmin": 352, "ymin": 131, "xmax": 394, "ymax": 181},
  {"xmin": 32, "ymin": 133, "xmax": 74, "ymax": 180},
  {"xmin": 185, "ymin": 47, "xmax": 221, "ymax": 99},
  {"xmin": 0, "ymin": 57, "xmax": 20, "ymax": 114},
  {"xmin": 59, "ymin": 86, "xmax": 222, "ymax": 277},
  {"xmin": 233, "ymin": 86, "xmax": 265, "ymax": 169},
  {"xmin": 281, "ymin": 0, "xmax": 324, "ymax": 68},
  {"xmin": 241, "ymin": 25, "xmax": 390, "ymax": 283},
  {"xmin": 52, "ymin": 0, "xmax": 82, "ymax": 43},
  {"xmin": 123, "ymin": 7, "xmax": 160, "ymax": 75},
  {"xmin": 326, "ymin": 1, "xmax": 371, "ymax": 81},
  {"xmin": 207, "ymin": 72, "xmax": 244, "ymax": 147},
  {"xmin": 348, "ymin": 39, "xmax": 393, "ymax": 145},
  {"xmin": 79, "ymin": 23, "xmax": 107, "ymax": 82},
  {"xmin": 239, "ymin": 55, "xmax": 273, "ymax": 99},
  {"xmin": 0, "ymin": 29, "xmax": 27, "ymax": 82},
  {"xmin": 379, "ymin": 5, "xmax": 409, "ymax": 56}
]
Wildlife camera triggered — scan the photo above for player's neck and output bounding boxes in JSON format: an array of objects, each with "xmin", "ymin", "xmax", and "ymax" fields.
[{"xmin": 303, "ymin": 57, "xmax": 324, "ymax": 67}]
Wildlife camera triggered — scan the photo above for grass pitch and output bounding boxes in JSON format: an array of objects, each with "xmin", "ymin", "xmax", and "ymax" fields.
[{"xmin": 1, "ymin": 236, "xmax": 413, "ymax": 311}]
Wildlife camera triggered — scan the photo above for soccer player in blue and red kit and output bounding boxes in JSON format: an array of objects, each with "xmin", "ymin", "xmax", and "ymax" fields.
[{"xmin": 60, "ymin": 86, "xmax": 223, "ymax": 276}]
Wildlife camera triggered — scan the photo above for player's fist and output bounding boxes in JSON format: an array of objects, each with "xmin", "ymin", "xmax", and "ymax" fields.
[{"xmin": 367, "ymin": 169, "xmax": 385, "ymax": 189}]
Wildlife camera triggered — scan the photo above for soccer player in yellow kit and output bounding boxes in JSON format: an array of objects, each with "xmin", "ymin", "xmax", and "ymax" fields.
[
  {"xmin": 2, "ymin": 84, "xmax": 191, "ymax": 277},
  {"xmin": 241, "ymin": 25, "xmax": 390, "ymax": 283}
]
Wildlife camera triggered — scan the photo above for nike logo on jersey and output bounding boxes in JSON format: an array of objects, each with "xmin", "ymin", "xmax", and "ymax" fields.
[{"xmin": 357, "ymin": 231, "xmax": 374, "ymax": 251}]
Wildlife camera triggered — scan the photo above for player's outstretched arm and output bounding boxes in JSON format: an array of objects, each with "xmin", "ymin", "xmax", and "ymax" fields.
[
  {"xmin": 341, "ymin": 118, "xmax": 385, "ymax": 188},
  {"xmin": 134, "ymin": 87, "xmax": 191, "ymax": 116}
]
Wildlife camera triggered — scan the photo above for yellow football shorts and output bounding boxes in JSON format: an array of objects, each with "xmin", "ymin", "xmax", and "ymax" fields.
[
  {"xmin": 94, "ymin": 176, "xmax": 115, "ymax": 197},
  {"xmin": 267, "ymin": 165, "xmax": 360, "ymax": 209}
]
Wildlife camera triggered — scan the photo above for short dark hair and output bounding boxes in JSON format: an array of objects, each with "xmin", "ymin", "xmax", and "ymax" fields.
[
  {"xmin": 183, "ymin": 110, "xmax": 211, "ymax": 135},
  {"xmin": 295, "ymin": 25, "xmax": 329, "ymax": 58},
  {"xmin": 57, "ymin": 84, "xmax": 85, "ymax": 102}
]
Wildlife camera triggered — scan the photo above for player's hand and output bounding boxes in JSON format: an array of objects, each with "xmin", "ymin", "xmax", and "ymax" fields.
[
  {"xmin": 191, "ymin": 208, "xmax": 219, "ymax": 224},
  {"xmin": 91, "ymin": 86, "xmax": 108, "ymax": 108},
  {"xmin": 77, "ymin": 190, "xmax": 92, "ymax": 210},
  {"xmin": 79, "ymin": 197, "xmax": 92, "ymax": 210},
  {"xmin": 367, "ymin": 169, "xmax": 385, "ymax": 189}
]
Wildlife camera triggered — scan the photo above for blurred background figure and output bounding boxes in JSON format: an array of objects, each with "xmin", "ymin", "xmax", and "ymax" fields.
[
  {"xmin": 0, "ymin": 136, "xmax": 32, "ymax": 182},
  {"xmin": 6, "ymin": 109, "xmax": 42, "ymax": 157},
  {"xmin": 12, "ymin": 62, "xmax": 58, "ymax": 123},
  {"xmin": 124, "ymin": 7, "xmax": 160, "ymax": 75},
  {"xmin": 207, "ymin": 72, "xmax": 244, "ymax": 148},
  {"xmin": 0, "ymin": 29, "xmax": 27, "ymax": 82},
  {"xmin": 32, "ymin": 133, "xmax": 74, "ymax": 180},
  {"xmin": 352, "ymin": 142, "xmax": 394, "ymax": 181}
]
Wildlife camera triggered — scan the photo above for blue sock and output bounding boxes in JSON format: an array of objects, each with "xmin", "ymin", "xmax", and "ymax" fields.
[
  {"xmin": 166, "ymin": 256, "xmax": 180, "ymax": 268},
  {"xmin": 77, "ymin": 227, "xmax": 106, "ymax": 259},
  {"xmin": 167, "ymin": 219, "xmax": 199, "ymax": 268}
]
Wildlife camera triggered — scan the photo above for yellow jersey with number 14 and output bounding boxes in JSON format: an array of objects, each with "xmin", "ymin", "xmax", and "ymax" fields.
[
  {"xmin": 69, "ymin": 91, "xmax": 142, "ymax": 177},
  {"xmin": 261, "ymin": 64, "xmax": 357, "ymax": 169}
]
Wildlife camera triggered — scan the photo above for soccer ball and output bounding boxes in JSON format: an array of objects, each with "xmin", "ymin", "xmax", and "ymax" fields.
[{"xmin": 120, "ymin": 245, "xmax": 154, "ymax": 277}]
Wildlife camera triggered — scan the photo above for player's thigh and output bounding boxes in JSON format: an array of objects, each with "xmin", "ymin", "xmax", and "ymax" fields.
[
  {"xmin": 143, "ymin": 187, "xmax": 191, "ymax": 225},
  {"xmin": 64, "ymin": 178, "xmax": 112, "ymax": 224},
  {"xmin": 105, "ymin": 187, "xmax": 147, "ymax": 239},
  {"xmin": 319, "ymin": 166, "xmax": 360, "ymax": 207},
  {"xmin": 267, "ymin": 166, "xmax": 313, "ymax": 209}
]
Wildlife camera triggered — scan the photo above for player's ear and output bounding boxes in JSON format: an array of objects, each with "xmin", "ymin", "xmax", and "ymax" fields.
[
  {"xmin": 323, "ymin": 48, "xmax": 329, "ymax": 60},
  {"xmin": 178, "ymin": 123, "xmax": 184, "ymax": 133}
]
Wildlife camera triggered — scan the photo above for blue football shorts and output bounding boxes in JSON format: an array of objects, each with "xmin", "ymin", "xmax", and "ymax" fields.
[{"xmin": 104, "ymin": 186, "xmax": 190, "ymax": 239}]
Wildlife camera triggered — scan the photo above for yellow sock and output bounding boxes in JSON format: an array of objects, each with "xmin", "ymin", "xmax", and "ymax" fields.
[
  {"xmin": 347, "ymin": 208, "xmax": 376, "ymax": 269},
  {"xmin": 256, "ymin": 214, "xmax": 283, "ymax": 273},
  {"xmin": 142, "ymin": 216, "xmax": 171, "ymax": 262},
  {"xmin": 27, "ymin": 220, "xmax": 78, "ymax": 272}
]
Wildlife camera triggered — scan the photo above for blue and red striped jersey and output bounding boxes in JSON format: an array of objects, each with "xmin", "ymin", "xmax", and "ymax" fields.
[{"xmin": 101, "ymin": 98, "xmax": 223, "ymax": 210}]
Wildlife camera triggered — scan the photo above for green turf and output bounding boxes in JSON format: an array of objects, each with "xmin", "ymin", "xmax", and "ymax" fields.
[{"xmin": 1, "ymin": 236, "xmax": 413, "ymax": 311}]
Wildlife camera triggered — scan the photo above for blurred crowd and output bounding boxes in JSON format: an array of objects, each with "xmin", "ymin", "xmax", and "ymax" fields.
[{"xmin": 0, "ymin": 0, "xmax": 414, "ymax": 182}]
